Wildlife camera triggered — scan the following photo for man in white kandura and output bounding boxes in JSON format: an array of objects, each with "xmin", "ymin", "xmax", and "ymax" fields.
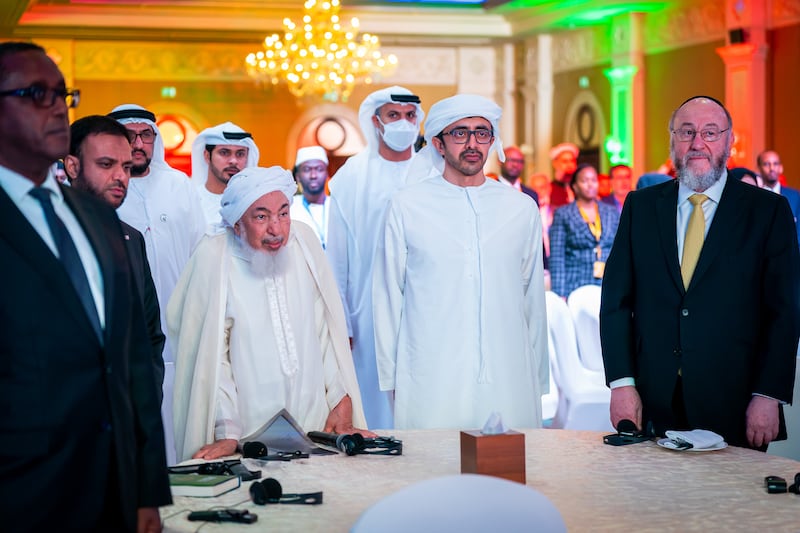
[
  {"xmin": 373, "ymin": 94, "xmax": 549, "ymax": 430},
  {"xmin": 290, "ymin": 145, "xmax": 330, "ymax": 248},
  {"xmin": 109, "ymin": 103, "xmax": 207, "ymax": 465},
  {"xmin": 191, "ymin": 122, "xmax": 260, "ymax": 227},
  {"xmin": 327, "ymin": 86, "xmax": 425, "ymax": 429},
  {"xmin": 168, "ymin": 166, "xmax": 369, "ymax": 462}
]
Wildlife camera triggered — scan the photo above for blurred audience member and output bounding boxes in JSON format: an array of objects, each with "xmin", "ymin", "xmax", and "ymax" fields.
[
  {"xmin": 601, "ymin": 164, "xmax": 632, "ymax": 213},
  {"xmin": 549, "ymin": 164, "xmax": 620, "ymax": 298},
  {"xmin": 549, "ymin": 142, "xmax": 578, "ymax": 208},
  {"xmin": 499, "ymin": 146, "xmax": 538, "ymax": 204},
  {"xmin": 598, "ymin": 172, "xmax": 611, "ymax": 199},
  {"xmin": 758, "ymin": 150, "xmax": 800, "ymax": 245},
  {"xmin": 636, "ymin": 172, "xmax": 673, "ymax": 190},
  {"xmin": 729, "ymin": 167, "xmax": 761, "ymax": 187}
]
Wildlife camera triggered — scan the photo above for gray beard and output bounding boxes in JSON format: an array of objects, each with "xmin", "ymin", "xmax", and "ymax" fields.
[
  {"xmin": 236, "ymin": 230, "xmax": 290, "ymax": 279},
  {"xmin": 672, "ymin": 148, "xmax": 728, "ymax": 192}
]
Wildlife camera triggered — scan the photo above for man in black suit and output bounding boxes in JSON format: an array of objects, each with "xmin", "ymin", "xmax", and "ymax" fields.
[
  {"xmin": 600, "ymin": 96, "xmax": 800, "ymax": 450},
  {"xmin": 0, "ymin": 42, "xmax": 171, "ymax": 530},
  {"xmin": 66, "ymin": 114, "xmax": 166, "ymax": 398}
]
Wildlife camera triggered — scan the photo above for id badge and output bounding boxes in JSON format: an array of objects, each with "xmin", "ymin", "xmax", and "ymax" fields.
[{"xmin": 593, "ymin": 261, "xmax": 605, "ymax": 279}]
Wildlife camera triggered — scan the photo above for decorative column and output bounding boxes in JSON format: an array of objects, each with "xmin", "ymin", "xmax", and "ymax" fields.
[
  {"xmin": 603, "ymin": 12, "xmax": 645, "ymax": 179},
  {"xmin": 523, "ymin": 34, "xmax": 554, "ymax": 178},
  {"xmin": 715, "ymin": 0, "xmax": 768, "ymax": 167}
]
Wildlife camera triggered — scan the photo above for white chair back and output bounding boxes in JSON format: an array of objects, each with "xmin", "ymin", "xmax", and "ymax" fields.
[
  {"xmin": 567, "ymin": 285, "xmax": 604, "ymax": 373},
  {"xmin": 351, "ymin": 474, "xmax": 566, "ymax": 533}
]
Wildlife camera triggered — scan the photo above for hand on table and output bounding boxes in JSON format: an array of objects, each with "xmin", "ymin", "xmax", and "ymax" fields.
[
  {"xmin": 610, "ymin": 385, "xmax": 642, "ymax": 431},
  {"xmin": 746, "ymin": 395, "xmax": 780, "ymax": 449},
  {"xmin": 192, "ymin": 438, "xmax": 238, "ymax": 460}
]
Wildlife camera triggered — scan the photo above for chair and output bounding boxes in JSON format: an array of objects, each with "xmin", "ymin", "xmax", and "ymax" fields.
[
  {"xmin": 351, "ymin": 474, "xmax": 566, "ymax": 533},
  {"xmin": 567, "ymin": 285, "xmax": 604, "ymax": 373},
  {"xmin": 545, "ymin": 291, "xmax": 613, "ymax": 431}
]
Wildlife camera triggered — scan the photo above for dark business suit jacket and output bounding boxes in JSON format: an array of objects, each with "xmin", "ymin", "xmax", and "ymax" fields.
[
  {"xmin": 779, "ymin": 185, "xmax": 800, "ymax": 246},
  {"xmin": 122, "ymin": 221, "xmax": 166, "ymax": 398},
  {"xmin": 600, "ymin": 178, "xmax": 800, "ymax": 448},
  {"xmin": 549, "ymin": 201, "xmax": 620, "ymax": 298},
  {"xmin": 0, "ymin": 184, "xmax": 171, "ymax": 531}
]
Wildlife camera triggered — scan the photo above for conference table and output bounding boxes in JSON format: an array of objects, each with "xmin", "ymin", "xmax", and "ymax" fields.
[{"xmin": 161, "ymin": 429, "xmax": 800, "ymax": 532}]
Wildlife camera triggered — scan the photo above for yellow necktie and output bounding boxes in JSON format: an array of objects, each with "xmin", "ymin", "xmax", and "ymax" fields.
[{"xmin": 681, "ymin": 193, "xmax": 709, "ymax": 289}]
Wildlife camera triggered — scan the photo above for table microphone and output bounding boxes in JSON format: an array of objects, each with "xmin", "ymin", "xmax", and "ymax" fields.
[{"xmin": 307, "ymin": 431, "xmax": 365, "ymax": 455}]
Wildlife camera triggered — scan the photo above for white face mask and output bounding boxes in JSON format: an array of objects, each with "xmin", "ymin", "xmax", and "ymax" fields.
[{"xmin": 377, "ymin": 117, "xmax": 419, "ymax": 152}]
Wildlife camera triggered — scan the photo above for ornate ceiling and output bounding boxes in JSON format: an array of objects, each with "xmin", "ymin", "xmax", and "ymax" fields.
[{"xmin": 2, "ymin": 0, "xmax": 691, "ymax": 45}]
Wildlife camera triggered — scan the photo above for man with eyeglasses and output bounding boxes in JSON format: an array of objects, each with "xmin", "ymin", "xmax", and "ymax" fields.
[
  {"xmin": 0, "ymin": 42, "xmax": 171, "ymax": 531},
  {"xmin": 600, "ymin": 95, "xmax": 800, "ymax": 450},
  {"xmin": 372, "ymin": 94, "xmax": 548, "ymax": 430},
  {"xmin": 757, "ymin": 149, "xmax": 800, "ymax": 246},
  {"xmin": 327, "ymin": 86, "xmax": 425, "ymax": 430},
  {"xmin": 291, "ymin": 145, "xmax": 330, "ymax": 248},
  {"xmin": 191, "ymin": 122, "xmax": 260, "ymax": 227},
  {"xmin": 109, "ymin": 103, "xmax": 206, "ymax": 465}
]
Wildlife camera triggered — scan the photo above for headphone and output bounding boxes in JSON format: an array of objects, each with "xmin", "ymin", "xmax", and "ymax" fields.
[
  {"xmin": 249, "ymin": 477, "xmax": 323, "ymax": 505},
  {"xmin": 790, "ymin": 473, "xmax": 800, "ymax": 495}
]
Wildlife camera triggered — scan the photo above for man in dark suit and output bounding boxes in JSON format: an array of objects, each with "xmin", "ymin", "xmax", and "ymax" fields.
[
  {"xmin": 0, "ymin": 42, "xmax": 171, "ymax": 531},
  {"xmin": 499, "ymin": 145, "xmax": 539, "ymax": 204},
  {"xmin": 757, "ymin": 149, "xmax": 800, "ymax": 246},
  {"xmin": 65, "ymin": 114, "xmax": 166, "ymax": 397},
  {"xmin": 600, "ymin": 96, "xmax": 800, "ymax": 450}
]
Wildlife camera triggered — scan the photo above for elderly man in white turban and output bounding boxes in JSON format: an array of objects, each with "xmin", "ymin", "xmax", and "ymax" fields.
[
  {"xmin": 327, "ymin": 86, "xmax": 425, "ymax": 429},
  {"xmin": 373, "ymin": 94, "xmax": 549, "ymax": 430},
  {"xmin": 290, "ymin": 146, "xmax": 330, "ymax": 248},
  {"xmin": 168, "ymin": 166, "xmax": 369, "ymax": 461},
  {"xmin": 191, "ymin": 122, "xmax": 260, "ymax": 226},
  {"xmin": 109, "ymin": 103, "xmax": 207, "ymax": 464}
]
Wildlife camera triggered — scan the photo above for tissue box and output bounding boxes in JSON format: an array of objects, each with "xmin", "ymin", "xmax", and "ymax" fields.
[{"xmin": 460, "ymin": 430, "xmax": 526, "ymax": 483}]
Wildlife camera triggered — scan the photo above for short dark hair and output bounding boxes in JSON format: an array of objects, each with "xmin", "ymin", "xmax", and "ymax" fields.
[
  {"xmin": 610, "ymin": 164, "xmax": 631, "ymax": 177},
  {"xmin": 0, "ymin": 42, "xmax": 46, "ymax": 81},
  {"xmin": 70, "ymin": 115, "xmax": 131, "ymax": 158},
  {"xmin": 205, "ymin": 144, "xmax": 216, "ymax": 155}
]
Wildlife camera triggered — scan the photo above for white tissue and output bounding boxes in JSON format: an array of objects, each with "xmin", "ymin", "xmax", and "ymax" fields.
[{"xmin": 481, "ymin": 412, "xmax": 508, "ymax": 435}]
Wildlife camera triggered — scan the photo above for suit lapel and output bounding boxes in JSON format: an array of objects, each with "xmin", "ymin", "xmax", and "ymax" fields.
[
  {"xmin": 0, "ymin": 185, "xmax": 98, "ymax": 341},
  {"xmin": 62, "ymin": 186, "xmax": 118, "ymax": 346},
  {"xmin": 688, "ymin": 178, "xmax": 742, "ymax": 291},
  {"xmin": 655, "ymin": 181, "xmax": 684, "ymax": 292}
]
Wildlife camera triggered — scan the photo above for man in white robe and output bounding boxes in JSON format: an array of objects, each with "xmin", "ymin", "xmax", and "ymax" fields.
[
  {"xmin": 168, "ymin": 166, "xmax": 368, "ymax": 462},
  {"xmin": 373, "ymin": 94, "xmax": 549, "ymax": 430},
  {"xmin": 327, "ymin": 86, "xmax": 425, "ymax": 429},
  {"xmin": 109, "ymin": 103, "xmax": 207, "ymax": 464},
  {"xmin": 290, "ymin": 145, "xmax": 329, "ymax": 248},
  {"xmin": 191, "ymin": 122, "xmax": 260, "ymax": 227}
]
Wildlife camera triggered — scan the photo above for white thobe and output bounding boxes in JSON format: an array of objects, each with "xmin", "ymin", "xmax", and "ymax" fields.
[
  {"xmin": 214, "ymin": 236, "xmax": 347, "ymax": 441},
  {"xmin": 290, "ymin": 194, "xmax": 329, "ymax": 249},
  {"xmin": 168, "ymin": 224, "xmax": 366, "ymax": 461},
  {"xmin": 197, "ymin": 185, "xmax": 223, "ymax": 228},
  {"xmin": 327, "ymin": 153, "xmax": 415, "ymax": 429},
  {"xmin": 117, "ymin": 168, "xmax": 206, "ymax": 363},
  {"xmin": 373, "ymin": 175, "xmax": 549, "ymax": 430}
]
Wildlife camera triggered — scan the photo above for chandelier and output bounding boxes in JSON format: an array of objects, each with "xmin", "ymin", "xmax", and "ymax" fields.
[{"xmin": 245, "ymin": 0, "xmax": 398, "ymax": 103}]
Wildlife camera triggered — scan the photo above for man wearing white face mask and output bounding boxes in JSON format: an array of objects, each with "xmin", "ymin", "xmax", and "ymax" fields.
[{"xmin": 327, "ymin": 86, "xmax": 425, "ymax": 430}]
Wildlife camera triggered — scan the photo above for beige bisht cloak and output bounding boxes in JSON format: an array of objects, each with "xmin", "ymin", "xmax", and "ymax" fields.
[{"xmin": 168, "ymin": 223, "xmax": 367, "ymax": 462}]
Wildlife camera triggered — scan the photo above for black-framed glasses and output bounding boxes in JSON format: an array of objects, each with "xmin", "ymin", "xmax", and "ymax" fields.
[
  {"xmin": 0, "ymin": 85, "xmax": 80, "ymax": 109},
  {"xmin": 126, "ymin": 129, "xmax": 157, "ymax": 144},
  {"xmin": 440, "ymin": 127, "xmax": 494, "ymax": 144},
  {"xmin": 672, "ymin": 128, "xmax": 729, "ymax": 143}
]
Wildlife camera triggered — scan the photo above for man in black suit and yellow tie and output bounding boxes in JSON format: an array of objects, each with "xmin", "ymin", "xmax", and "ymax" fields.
[
  {"xmin": 0, "ymin": 42, "xmax": 171, "ymax": 530},
  {"xmin": 600, "ymin": 95, "xmax": 800, "ymax": 450}
]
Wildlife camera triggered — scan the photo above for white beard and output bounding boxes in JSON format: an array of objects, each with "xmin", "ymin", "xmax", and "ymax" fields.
[
  {"xmin": 236, "ymin": 228, "xmax": 291, "ymax": 279},
  {"xmin": 672, "ymin": 147, "xmax": 729, "ymax": 192}
]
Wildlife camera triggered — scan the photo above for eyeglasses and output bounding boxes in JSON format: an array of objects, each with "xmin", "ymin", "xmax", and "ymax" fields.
[
  {"xmin": 440, "ymin": 127, "xmax": 494, "ymax": 144},
  {"xmin": 672, "ymin": 128, "xmax": 729, "ymax": 143},
  {"xmin": 126, "ymin": 129, "xmax": 157, "ymax": 144},
  {"xmin": 0, "ymin": 85, "xmax": 80, "ymax": 109}
]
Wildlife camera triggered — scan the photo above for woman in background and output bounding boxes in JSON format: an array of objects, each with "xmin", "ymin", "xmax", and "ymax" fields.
[{"xmin": 549, "ymin": 163, "xmax": 620, "ymax": 298}]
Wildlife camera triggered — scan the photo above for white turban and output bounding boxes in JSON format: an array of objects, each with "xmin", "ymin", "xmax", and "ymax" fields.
[
  {"xmin": 190, "ymin": 122, "xmax": 260, "ymax": 185},
  {"xmin": 358, "ymin": 85, "xmax": 425, "ymax": 153},
  {"xmin": 220, "ymin": 166, "xmax": 297, "ymax": 228},
  {"xmin": 408, "ymin": 94, "xmax": 504, "ymax": 181},
  {"xmin": 108, "ymin": 104, "xmax": 171, "ymax": 172}
]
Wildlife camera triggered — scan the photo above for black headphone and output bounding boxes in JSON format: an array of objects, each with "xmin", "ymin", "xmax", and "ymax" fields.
[
  {"xmin": 789, "ymin": 473, "xmax": 800, "ymax": 495},
  {"xmin": 249, "ymin": 477, "xmax": 323, "ymax": 505},
  {"xmin": 240, "ymin": 441, "xmax": 309, "ymax": 461}
]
